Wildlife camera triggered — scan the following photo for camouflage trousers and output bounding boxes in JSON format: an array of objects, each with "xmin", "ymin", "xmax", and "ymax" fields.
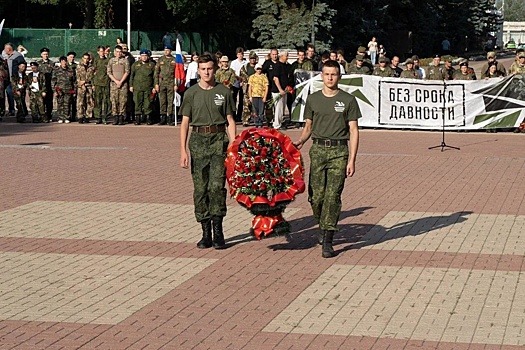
[
  {"xmin": 29, "ymin": 93, "xmax": 45, "ymax": 117},
  {"xmin": 56, "ymin": 93, "xmax": 73, "ymax": 121},
  {"xmin": 189, "ymin": 131, "xmax": 229, "ymax": 222},
  {"xmin": 133, "ymin": 90, "xmax": 153, "ymax": 116},
  {"xmin": 14, "ymin": 90, "xmax": 28, "ymax": 118},
  {"xmin": 158, "ymin": 84, "xmax": 174, "ymax": 115},
  {"xmin": 93, "ymin": 85, "xmax": 110, "ymax": 119},
  {"xmin": 110, "ymin": 82, "xmax": 128, "ymax": 115},
  {"xmin": 308, "ymin": 143, "xmax": 349, "ymax": 231},
  {"xmin": 43, "ymin": 88, "xmax": 53, "ymax": 119},
  {"xmin": 242, "ymin": 90, "xmax": 252, "ymax": 124},
  {"xmin": 77, "ymin": 86, "xmax": 94, "ymax": 119}
]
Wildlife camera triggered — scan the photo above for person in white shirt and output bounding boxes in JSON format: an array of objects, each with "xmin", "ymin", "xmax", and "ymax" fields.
[
  {"xmin": 367, "ymin": 36, "xmax": 378, "ymax": 65},
  {"xmin": 229, "ymin": 47, "xmax": 247, "ymax": 122},
  {"xmin": 185, "ymin": 51, "xmax": 199, "ymax": 87}
]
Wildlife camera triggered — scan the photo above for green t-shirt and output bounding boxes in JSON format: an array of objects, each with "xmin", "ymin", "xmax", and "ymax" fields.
[
  {"xmin": 180, "ymin": 82, "xmax": 235, "ymax": 126},
  {"xmin": 304, "ymin": 89, "xmax": 361, "ymax": 140}
]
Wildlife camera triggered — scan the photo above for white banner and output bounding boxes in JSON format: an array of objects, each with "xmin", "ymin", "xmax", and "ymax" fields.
[{"xmin": 290, "ymin": 73, "xmax": 525, "ymax": 130}]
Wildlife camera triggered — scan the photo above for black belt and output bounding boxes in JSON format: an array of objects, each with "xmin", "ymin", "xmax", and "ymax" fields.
[
  {"xmin": 192, "ymin": 124, "xmax": 226, "ymax": 133},
  {"xmin": 312, "ymin": 138, "xmax": 347, "ymax": 147}
]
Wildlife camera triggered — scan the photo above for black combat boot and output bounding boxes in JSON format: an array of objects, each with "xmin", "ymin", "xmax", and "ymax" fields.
[
  {"xmin": 168, "ymin": 114, "xmax": 175, "ymax": 126},
  {"xmin": 212, "ymin": 216, "xmax": 225, "ymax": 249},
  {"xmin": 146, "ymin": 115, "xmax": 153, "ymax": 125},
  {"xmin": 134, "ymin": 114, "xmax": 142, "ymax": 125},
  {"xmin": 159, "ymin": 114, "xmax": 167, "ymax": 125},
  {"xmin": 112, "ymin": 115, "xmax": 119, "ymax": 125},
  {"xmin": 322, "ymin": 230, "xmax": 336, "ymax": 258},
  {"xmin": 317, "ymin": 230, "xmax": 323, "ymax": 245},
  {"xmin": 95, "ymin": 118, "xmax": 102, "ymax": 124},
  {"xmin": 118, "ymin": 115, "xmax": 126, "ymax": 125},
  {"xmin": 197, "ymin": 219, "xmax": 213, "ymax": 249}
]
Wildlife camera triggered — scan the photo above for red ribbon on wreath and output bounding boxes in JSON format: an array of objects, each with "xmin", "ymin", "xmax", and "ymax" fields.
[{"xmin": 225, "ymin": 128, "xmax": 305, "ymax": 239}]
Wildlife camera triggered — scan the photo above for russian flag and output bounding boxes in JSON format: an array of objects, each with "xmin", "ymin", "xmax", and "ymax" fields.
[{"xmin": 175, "ymin": 38, "xmax": 186, "ymax": 93}]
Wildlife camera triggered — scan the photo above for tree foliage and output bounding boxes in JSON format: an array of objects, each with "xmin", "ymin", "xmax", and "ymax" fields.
[
  {"xmin": 0, "ymin": 0, "xmax": 517, "ymax": 58},
  {"xmin": 498, "ymin": 0, "xmax": 525, "ymax": 21},
  {"xmin": 251, "ymin": 0, "xmax": 336, "ymax": 51}
]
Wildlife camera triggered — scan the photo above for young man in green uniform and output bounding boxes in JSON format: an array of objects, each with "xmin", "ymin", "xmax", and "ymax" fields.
[
  {"xmin": 180, "ymin": 54, "xmax": 237, "ymax": 250},
  {"xmin": 154, "ymin": 46, "xmax": 176, "ymax": 125},
  {"xmin": 294, "ymin": 60, "xmax": 360, "ymax": 258},
  {"xmin": 36, "ymin": 48, "xmax": 54, "ymax": 122},
  {"xmin": 130, "ymin": 49, "xmax": 156, "ymax": 125}
]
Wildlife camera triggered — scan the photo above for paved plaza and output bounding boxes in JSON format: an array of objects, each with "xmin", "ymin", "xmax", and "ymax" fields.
[{"xmin": 0, "ymin": 121, "xmax": 524, "ymax": 349}]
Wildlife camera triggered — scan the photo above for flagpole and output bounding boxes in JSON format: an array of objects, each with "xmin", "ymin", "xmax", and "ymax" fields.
[{"xmin": 126, "ymin": 0, "xmax": 131, "ymax": 49}]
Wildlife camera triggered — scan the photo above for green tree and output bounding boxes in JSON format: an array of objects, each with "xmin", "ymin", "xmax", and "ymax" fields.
[
  {"xmin": 497, "ymin": 0, "xmax": 525, "ymax": 21},
  {"xmin": 251, "ymin": 0, "xmax": 336, "ymax": 51}
]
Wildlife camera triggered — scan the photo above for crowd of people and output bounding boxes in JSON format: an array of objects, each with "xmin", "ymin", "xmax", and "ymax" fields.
[
  {"xmin": 1, "ymin": 39, "xmax": 525, "ymax": 132},
  {"xmin": 0, "ymin": 41, "xmax": 181, "ymax": 125}
]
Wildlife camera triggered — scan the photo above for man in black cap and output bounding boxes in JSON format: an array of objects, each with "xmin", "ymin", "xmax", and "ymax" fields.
[
  {"xmin": 453, "ymin": 61, "xmax": 476, "ymax": 80},
  {"xmin": 37, "ymin": 47, "xmax": 55, "ymax": 122}
]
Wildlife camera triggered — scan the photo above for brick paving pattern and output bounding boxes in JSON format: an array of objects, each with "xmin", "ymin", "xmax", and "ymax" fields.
[{"xmin": 0, "ymin": 121, "xmax": 524, "ymax": 349}]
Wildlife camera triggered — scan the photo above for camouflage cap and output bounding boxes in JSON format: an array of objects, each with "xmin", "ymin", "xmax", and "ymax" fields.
[
  {"xmin": 405, "ymin": 58, "xmax": 414, "ymax": 64},
  {"xmin": 357, "ymin": 46, "xmax": 367, "ymax": 54},
  {"xmin": 249, "ymin": 51, "xmax": 257, "ymax": 58},
  {"xmin": 378, "ymin": 56, "xmax": 388, "ymax": 63},
  {"xmin": 220, "ymin": 55, "xmax": 229, "ymax": 62},
  {"xmin": 356, "ymin": 54, "xmax": 365, "ymax": 61},
  {"xmin": 487, "ymin": 51, "xmax": 496, "ymax": 58},
  {"xmin": 518, "ymin": 52, "xmax": 525, "ymax": 58}
]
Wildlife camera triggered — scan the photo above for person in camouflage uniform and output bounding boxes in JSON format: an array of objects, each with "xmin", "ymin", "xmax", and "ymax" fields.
[
  {"xmin": 239, "ymin": 51, "xmax": 258, "ymax": 125},
  {"xmin": 36, "ymin": 48, "xmax": 54, "ymax": 122},
  {"xmin": 400, "ymin": 59, "xmax": 420, "ymax": 79},
  {"xmin": 76, "ymin": 53, "xmax": 95, "ymax": 123},
  {"xmin": 154, "ymin": 46, "xmax": 176, "ymax": 125},
  {"xmin": 179, "ymin": 54, "xmax": 237, "ymax": 250},
  {"xmin": 215, "ymin": 56, "xmax": 236, "ymax": 90},
  {"xmin": 121, "ymin": 44, "xmax": 136, "ymax": 123},
  {"xmin": 425, "ymin": 54, "xmax": 446, "ymax": 80},
  {"xmin": 26, "ymin": 62, "xmax": 46, "ymax": 122},
  {"xmin": 294, "ymin": 60, "xmax": 360, "ymax": 258},
  {"xmin": 346, "ymin": 55, "xmax": 372, "ymax": 75},
  {"xmin": 93, "ymin": 46, "xmax": 111, "ymax": 124},
  {"xmin": 372, "ymin": 56, "xmax": 394, "ymax": 77},
  {"xmin": 509, "ymin": 51, "xmax": 525, "ymax": 75},
  {"xmin": 130, "ymin": 49, "xmax": 156, "ymax": 125},
  {"xmin": 52, "ymin": 56, "xmax": 76, "ymax": 123},
  {"xmin": 453, "ymin": 61, "xmax": 476, "ymax": 80},
  {"xmin": 107, "ymin": 45, "xmax": 130, "ymax": 125},
  {"xmin": 67, "ymin": 52, "xmax": 78, "ymax": 121},
  {"xmin": 480, "ymin": 52, "xmax": 506, "ymax": 79},
  {"xmin": 12, "ymin": 61, "xmax": 28, "ymax": 123},
  {"xmin": 444, "ymin": 58, "xmax": 455, "ymax": 80},
  {"xmin": 0, "ymin": 58, "xmax": 8, "ymax": 122}
]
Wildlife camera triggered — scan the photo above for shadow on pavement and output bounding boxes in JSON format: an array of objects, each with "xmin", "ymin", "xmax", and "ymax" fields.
[{"xmin": 268, "ymin": 211, "xmax": 473, "ymax": 253}]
